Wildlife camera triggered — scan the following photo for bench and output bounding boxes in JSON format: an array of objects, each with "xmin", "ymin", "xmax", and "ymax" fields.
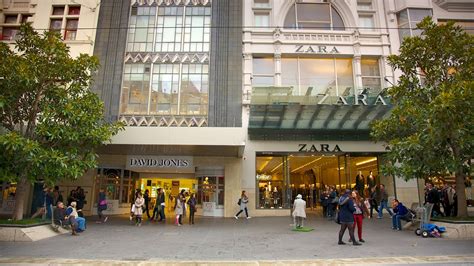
[{"xmin": 51, "ymin": 205, "xmax": 71, "ymax": 232}]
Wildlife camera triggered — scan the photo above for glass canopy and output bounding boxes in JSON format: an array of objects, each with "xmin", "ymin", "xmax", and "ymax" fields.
[{"xmin": 248, "ymin": 86, "xmax": 392, "ymax": 140}]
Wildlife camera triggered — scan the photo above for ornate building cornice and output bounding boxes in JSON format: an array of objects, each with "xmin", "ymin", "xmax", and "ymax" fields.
[
  {"xmin": 124, "ymin": 52, "xmax": 209, "ymax": 64},
  {"xmin": 131, "ymin": 0, "xmax": 211, "ymax": 7}
]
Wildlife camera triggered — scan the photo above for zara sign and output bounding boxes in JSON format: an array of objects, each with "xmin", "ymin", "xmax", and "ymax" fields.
[{"xmin": 295, "ymin": 45, "xmax": 340, "ymax": 54}]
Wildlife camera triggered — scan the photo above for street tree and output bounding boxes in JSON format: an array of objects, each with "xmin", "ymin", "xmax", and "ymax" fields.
[
  {"xmin": 371, "ymin": 17, "xmax": 474, "ymax": 217},
  {"xmin": 0, "ymin": 24, "xmax": 123, "ymax": 220}
]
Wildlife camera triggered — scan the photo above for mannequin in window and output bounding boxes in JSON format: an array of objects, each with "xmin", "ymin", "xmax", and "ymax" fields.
[
  {"xmin": 366, "ymin": 171, "xmax": 376, "ymax": 197},
  {"xmin": 272, "ymin": 186, "xmax": 279, "ymax": 207},
  {"xmin": 202, "ymin": 177, "xmax": 210, "ymax": 202},
  {"xmin": 355, "ymin": 171, "xmax": 365, "ymax": 197}
]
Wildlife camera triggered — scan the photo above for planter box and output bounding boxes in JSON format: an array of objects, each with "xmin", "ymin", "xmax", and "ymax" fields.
[
  {"xmin": 435, "ymin": 221, "xmax": 474, "ymax": 239},
  {"xmin": 0, "ymin": 224, "xmax": 68, "ymax": 242}
]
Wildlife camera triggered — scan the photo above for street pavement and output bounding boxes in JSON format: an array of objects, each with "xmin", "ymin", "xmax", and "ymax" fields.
[{"xmin": 0, "ymin": 212, "xmax": 473, "ymax": 265}]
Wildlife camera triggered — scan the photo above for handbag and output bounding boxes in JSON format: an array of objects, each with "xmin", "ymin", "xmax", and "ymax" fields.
[
  {"xmin": 237, "ymin": 198, "xmax": 242, "ymax": 206},
  {"xmin": 99, "ymin": 199, "xmax": 107, "ymax": 206}
]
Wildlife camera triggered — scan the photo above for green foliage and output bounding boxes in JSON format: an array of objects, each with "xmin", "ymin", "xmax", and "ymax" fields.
[
  {"xmin": 371, "ymin": 17, "xmax": 474, "ymax": 181},
  {"xmin": 0, "ymin": 24, "xmax": 123, "ymax": 186}
]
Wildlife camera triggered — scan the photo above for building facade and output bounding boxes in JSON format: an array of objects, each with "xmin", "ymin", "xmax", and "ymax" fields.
[{"xmin": 1, "ymin": 0, "xmax": 473, "ymax": 217}]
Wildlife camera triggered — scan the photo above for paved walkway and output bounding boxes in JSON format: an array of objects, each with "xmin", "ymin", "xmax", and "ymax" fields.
[{"xmin": 0, "ymin": 214, "xmax": 473, "ymax": 264}]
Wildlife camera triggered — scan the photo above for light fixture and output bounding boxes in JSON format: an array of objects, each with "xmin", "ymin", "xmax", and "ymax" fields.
[
  {"xmin": 291, "ymin": 158, "xmax": 322, "ymax": 173},
  {"xmin": 258, "ymin": 157, "xmax": 272, "ymax": 172},
  {"xmin": 356, "ymin": 158, "xmax": 377, "ymax": 166}
]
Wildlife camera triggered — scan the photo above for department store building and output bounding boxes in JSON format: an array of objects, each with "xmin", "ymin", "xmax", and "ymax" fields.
[{"xmin": 2, "ymin": 0, "xmax": 473, "ymax": 217}]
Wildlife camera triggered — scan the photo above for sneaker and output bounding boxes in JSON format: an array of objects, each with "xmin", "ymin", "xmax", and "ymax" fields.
[
  {"xmin": 377, "ymin": 217, "xmax": 382, "ymax": 219},
  {"xmin": 234, "ymin": 216, "xmax": 238, "ymax": 220},
  {"xmin": 177, "ymin": 224, "xmax": 181, "ymax": 227},
  {"xmin": 348, "ymin": 238, "xmax": 352, "ymax": 242},
  {"xmin": 338, "ymin": 241, "xmax": 346, "ymax": 245},
  {"xmin": 129, "ymin": 216, "xmax": 133, "ymax": 221},
  {"xmin": 359, "ymin": 239, "xmax": 365, "ymax": 243},
  {"xmin": 353, "ymin": 242, "xmax": 362, "ymax": 246},
  {"xmin": 396, "ymin": 228, "xmax": 401, "ymax": 231},
  {"xmin": 246, "ymin": 217, "xmax": 252, "ymax": 219},
  {"xmin": 104, "ymin": 216, "xmax": 108, "ymax": 223}
]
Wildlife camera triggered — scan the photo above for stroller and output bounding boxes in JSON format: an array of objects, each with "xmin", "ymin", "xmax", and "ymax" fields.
[{"xmin": 417, "ymin": 223, "xmax": 447, "ymax": 238}]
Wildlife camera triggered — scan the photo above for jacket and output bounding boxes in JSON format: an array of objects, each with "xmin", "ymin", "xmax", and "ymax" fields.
[
  {"xmin": 239, "ymin": 196, "xmax": 249, "ymax": 210},
  {"xmin": 292, "ymin": 198, "xmax": 306, "ymax": 218},
  {"xmin": 393, "ymin": 202, "xmax": 408, "ymax": 216},
  {"xmin": 338, "ymin": 196, "xmax": 355, "ymax": 223}
]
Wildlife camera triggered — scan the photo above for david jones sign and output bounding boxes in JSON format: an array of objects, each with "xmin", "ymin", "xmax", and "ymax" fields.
[{"xmin": 127, "ymin": 156, "xmax": 193, "ymax": 168}]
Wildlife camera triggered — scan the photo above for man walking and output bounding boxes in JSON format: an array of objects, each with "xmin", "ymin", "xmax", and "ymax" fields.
[{"xmin": 377, "ymin": 184, "xmax": 393, "ymax": 219}]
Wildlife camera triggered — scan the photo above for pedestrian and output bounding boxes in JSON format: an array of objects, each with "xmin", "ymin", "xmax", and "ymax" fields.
[
  {"xmin": 320, "ymin": 189, "xmax": 329, "ymax": 218},
  {"xmin": 53, "ymin": 185, "xmax": 63, "ymax": 206},
  {"xmin": 442, "ymin": 184, "xmax": 455, "ymax": 217},
  {"xmin": 75, "ymin": 186, "xmax": 85, "ymax": 218},
  {"xmin": 368, "ymin": 186, "xmax": 379, "ymax": 218},
  {"xmin": 465, "ymin": 177, "xmax": 472, "ymax": 206},
  {"xmin": 44, "ymin": 187, "xmax": 54, "ymax": 220},
  {"xmin": 351, "ymin": 191, "xmax": 368, "ymax": 243},
  {"xmin": 67, "ymin": 201, "xmax": 86, "ymax": 232},
  {"xmin": 292, "ymin": 194, "xmax": 306, "ymax": 228},
  {"xmin": 54, "ymin": 201, "xmax": 78, "ymax": 236},
  {"xmin": 133, "ymin": 192, "xmax": 144, "ymax": 226},
  {"xmin": 157, "ymin": 188, "xmax": 166, "ymax": 221},
  {"xmin": 337, "ymin": 189, "xmax": 361, "ymax": 246},
  {"xmin": 425, "ymin": 183, "xmax": 442, "ymax": 217},
  {"xmin": 97, "ymin": 188, "xmax": 108, "ymax": 223},
  {"xmin": 377, "ymin": 184, "xmax": 393, "ymax": 219},
  {"xmin": 67, "ymin": 189, "xmax": 77, "ymax": 207},
  {"xmin": 235, "ymin": 190, "xmax": 251, "ymax": 219},
  {"xmin": 174, "ymin": 193, "xmax": 184, "ymax": 226},
  {"xmin": 391, "ymin": 199, "xmax": 410, "ymax": 231},
  {"xmin": 328, "ymin": 186, "xmax": 338, "ymax": 219},
  {"xmin": 144, "ymin": 189, "xmax": 151, "ymax": 219},
  {"xmin": 187, "ymin": 193, "xmax": 197, "ymax": 225}
]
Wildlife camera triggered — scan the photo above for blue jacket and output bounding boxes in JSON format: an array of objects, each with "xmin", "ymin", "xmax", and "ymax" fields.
[
  {"xmin": 394, "ymin": 203, "xmax": 408, "ymax": 216},
  {"xmin": 338, "ymin": 196, "xmax": 356, "ymax": 223}
]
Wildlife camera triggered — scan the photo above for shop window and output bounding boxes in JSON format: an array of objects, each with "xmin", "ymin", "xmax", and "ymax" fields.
[
  {"xmin": 438, "ymin": 19, "xmax": 474, "ymax": 35},
  {"xmin": 0, "ymin": 182, "xmax": 17, "ymax": 213},
  {"xmin": 197, "ymin": 175, "xmax": 224, "ymax": 208},
  {"xmin": 252, "ymin": 57, "xmax": 274, "ymax": 86},
  {"xmin": 52, "ymin": 6, "xmax": 65, "ymax": 15},
  {"xmin": 284, "ymin": 2, "xmax": 345, "ymax": 30},
  {"xmin": 68, "ymin": 6, "xmax": 81, "ymax": 15},
  {"xmin": 361, "ymin": 58, "xmax": 381, "ymax": 95},
  {"xmin": 4, "ymin": 15, "xmax": 18, "ymax": 24},
  {"xmin": 397, "ymin": 8, "xmax": 432, "ymax": 41},
  {"xmin": 256, "ymin": 155, "xmax": 286, "ymax": 209},
  {"xmin": 65, "ymin": 19, "xmax": 78, "ymax": 40}
]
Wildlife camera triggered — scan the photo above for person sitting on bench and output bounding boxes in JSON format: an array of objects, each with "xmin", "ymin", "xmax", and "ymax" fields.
[
  {"xmin": 391, "ymin": 199, "xmax": 410, "ymax": 231},
  {"xmin": 54, "ymin": 201, "xmax": 78, "ymax": 236},
  {"xmin": 66, "ymin": 201, "xmax": 86, "ymax": 233}
]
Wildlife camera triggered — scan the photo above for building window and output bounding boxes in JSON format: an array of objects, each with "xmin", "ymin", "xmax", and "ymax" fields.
[
  {"xmin": 361, "ymin": 58, "xmax": 381, "ymax": 95},
  {"xmin": 254, "ymin": 0, "xmax": 270, "ymax": 8},
  {"xmin": 120, "ymin": 64, "xmax": 150, "ymax": 114},
  {"xmin": 49, "ymin": 5, "xmax": 81, "ymax": 40},
  {"xmin": 253, "ymin": 57, "xmax": 274, "ymax": 86},
  {"xmin": 1, "ymin": 27, "xmax": 19, "ymax": 40},
  {"xmin": 283, "ymin": 2, "xmax": 345, "ymax": 30},
  {"xmin": 281, "ymin": 57, "xmax": 354, "ymax": 96},
  {"xmin": 127, "ymin": 5, "xmax": 211, "ymax": 53},
  {"xmin": 64, "ymin": 19, "xmax": 78, "ymax": 40},
  {"xmin": 52, "ymin": 6, "xmax": 65, "ymax": 15},
  {"xmin": 150, "ymin": 63, "xmax": 180, "ymax": 115},
  {"xmin": 357, "ymin": 0, "xmax": 376, "ymax": 31},
  {"xmin": 254, "ymin": 12, "xmax": 270, "ymax": 27},
  {"xmin": 438, "ymin": 20, "xmax": 474, "ymax": 35},
  {"xmin": 68, "ymin": 6, "xmax": 81, "ymax": 15},
  {"xmin": 397, "ymin": 8, "xmax": 432, "ymax": 41},
  {"xmin": 21, "ymin": 14, "xmax": 32, "ymax": 24},
  {"xmin": 4, "ymin": 15, "xmax": 18, "ymax": 24},
  {"xmin": 179, "ymin": 63, "xmax": 209, "ymax": 115}
]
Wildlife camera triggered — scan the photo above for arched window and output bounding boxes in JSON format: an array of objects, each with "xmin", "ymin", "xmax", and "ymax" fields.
[{"xmin": 284, "ymin": 2, "xmax": 345, "ymax": 30}]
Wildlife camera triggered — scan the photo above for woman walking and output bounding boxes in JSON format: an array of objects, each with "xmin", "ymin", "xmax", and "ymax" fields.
[
  {"xmin": 235, "ymin": 190, "xmax": 251, "ymax": 219},
  {"xmin": 351, "ymin": 191, "xmax": 368, "ymax": 243},
  {"xmin": 187, "ymin": 193, "xmax": 197, "ymax": 225},
  {"xmin": 337, "ymin": 189, "xmax": 361, "ymax": 246},
  {"xmin": 174, "ymin": 193, "xmax": 184, "ymax": 226},
  {"xmin": 97, "ymin": 188, "xmax": 108, "ymax": 223},
  {"xmin": 133, "ymin": 192, "xmax": 145, "ymax": 226}
]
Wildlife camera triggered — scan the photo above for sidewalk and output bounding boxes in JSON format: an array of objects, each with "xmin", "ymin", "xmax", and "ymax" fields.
[{"xmin": 0, "ymin": 214, "xmax": 473, "ymax": 263}]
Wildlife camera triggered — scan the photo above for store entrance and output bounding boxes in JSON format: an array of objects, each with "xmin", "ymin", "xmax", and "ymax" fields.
[
  {"xmin": 138, "ymin": 176, "xmax": 197, "ymax": 218},
  {"xmin": 256, "ymin": 153, "xmax": 382, "ymax": 211}
]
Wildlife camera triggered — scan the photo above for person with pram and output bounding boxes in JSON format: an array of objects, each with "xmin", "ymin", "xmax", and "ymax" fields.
[{"xmin": 391, "ymin": 199, "xmax": 411, "ymax": 231}]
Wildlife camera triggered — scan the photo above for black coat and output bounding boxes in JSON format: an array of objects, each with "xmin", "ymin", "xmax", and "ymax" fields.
[{"xmin": 338, "ymin": 196, "xmax": 356, "ymax": 223}]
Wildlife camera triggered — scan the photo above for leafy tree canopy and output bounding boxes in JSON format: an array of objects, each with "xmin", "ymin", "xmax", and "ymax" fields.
[
  {"xmin": 371, "ymin": 17, "xmax": 473, "ymax": 216},
  {"xmin": 0, "ymin": 25, "xmax": 123, "ymax": 219}
]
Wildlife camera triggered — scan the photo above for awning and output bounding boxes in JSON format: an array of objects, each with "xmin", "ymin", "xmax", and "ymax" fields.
[{"xmin": 248, "ymin": 86, "xmax": 392, "ymax": 140}]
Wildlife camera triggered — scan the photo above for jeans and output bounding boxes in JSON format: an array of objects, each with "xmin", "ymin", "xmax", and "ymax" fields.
[
  {"xmin": 75, "ymin": 217, "xmax": 86, "ymax": 231},
  {"xmin": 159, "ymin": 206, "xmax": 166, "ymax": 221},
  {"xmin": 236, "ymin": 208, "xmax": 249, "ymax": 217},
  {"xmin": 392, "ymin": 213, "xmax": 409, "ymax": 230},
  {"xmin": 378, "ymin": 200, "xmax": 393, "ymax": 218}
]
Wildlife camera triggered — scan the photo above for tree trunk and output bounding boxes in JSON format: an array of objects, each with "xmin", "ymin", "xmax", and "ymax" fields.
[
  {"xmin": 455, "ymin": 167, "xmax": 467, "ymax": 217},
  {"xmin": 12, "ymin": 175, "xmax": 29, "ymax": 221}
]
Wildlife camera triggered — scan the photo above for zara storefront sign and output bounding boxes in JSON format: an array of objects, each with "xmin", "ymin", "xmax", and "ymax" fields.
[
  {"xmin": 298, "ymin": 144, "xmax": 342, "ymax": 153},
  {"xmin": 295, "ymin": 45, "xmax": 340, "ymax": 54},
  {"xmin": 127, "ymin": 156, "xmax": 193, "ymax": 170}
]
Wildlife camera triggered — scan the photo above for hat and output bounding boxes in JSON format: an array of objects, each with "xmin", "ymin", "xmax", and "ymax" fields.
[{"xmin": 296, "ymin": 194, "xmax": 302, "ymax": 199}]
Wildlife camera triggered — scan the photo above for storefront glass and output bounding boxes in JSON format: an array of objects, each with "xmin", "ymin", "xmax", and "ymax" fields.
[{"xmin": 255, "ymin": 153, "xmax": 384, "ymax": 209}]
